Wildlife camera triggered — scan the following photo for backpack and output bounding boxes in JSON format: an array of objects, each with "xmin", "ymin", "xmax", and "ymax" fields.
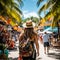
[{"xmin": 19, "ymin": 38, "xmax": 34, "ymax": 57}]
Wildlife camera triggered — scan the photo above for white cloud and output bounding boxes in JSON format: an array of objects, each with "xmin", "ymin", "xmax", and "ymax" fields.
[
  {"xmin": 23, "ymin": 10, "xmax": 29, "ymax": 14},
  {"xmin": 23, "ymin": 11, "xmax": 39, "ymax": 18}
]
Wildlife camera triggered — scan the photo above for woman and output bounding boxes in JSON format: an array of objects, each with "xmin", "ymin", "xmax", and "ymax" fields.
[{"xmin": 19, "ymin": 20, "xmax": 39, "ymax": 60}]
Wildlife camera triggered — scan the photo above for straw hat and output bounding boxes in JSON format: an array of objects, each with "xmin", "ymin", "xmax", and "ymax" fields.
[{"xmin": 23, "ymin": 20, "xmax": 35, "ymax": 28}]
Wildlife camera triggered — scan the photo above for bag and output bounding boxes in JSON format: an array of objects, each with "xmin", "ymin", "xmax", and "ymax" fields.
[
  {"xmin": 32, "ymin": 50, "xmax": 36, "ymax": 59},
  {"xmin": 19, "ymin": 38, "xmax": 34, "ymax": 57}
]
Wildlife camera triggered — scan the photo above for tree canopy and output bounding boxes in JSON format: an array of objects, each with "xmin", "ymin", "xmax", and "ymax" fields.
[
  {"xmin": 37, "ymin": 0, "xmax": 60, "ymax": 27},
  {"xmin": 0, "ymin": 0, "xmax": 23, "ymax": 26}
]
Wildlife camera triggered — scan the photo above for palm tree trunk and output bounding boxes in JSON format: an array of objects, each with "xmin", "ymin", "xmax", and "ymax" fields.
[{"xmin": 57, "ymin": 20, "xmax": 60, "ymax": 40}]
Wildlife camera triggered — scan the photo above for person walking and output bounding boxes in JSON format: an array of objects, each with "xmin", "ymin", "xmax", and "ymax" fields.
[
  {"xmin": 18, "ymin": 20, "xmax": 39, "ymax": 60},
  {"xmin": 42, "ymin": 32, "xmax": 50, "ymax": 54}
]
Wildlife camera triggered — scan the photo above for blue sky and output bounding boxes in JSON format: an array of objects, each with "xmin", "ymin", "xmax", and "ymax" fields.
[
  {"xmin": 21, "ymin": 0, "xmax": 46, "ymax": 18},
  {"xmin": 22, "ymin": 0, "xmax": 38, "ymax": 12}
]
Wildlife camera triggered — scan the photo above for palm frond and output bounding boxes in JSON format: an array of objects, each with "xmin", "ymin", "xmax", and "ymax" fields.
[
  {"xmin": 0, "ymin": 0, "xmax": 22, "ymax": 24},
  {"xmin": 17, "ymin": 0, "xmax": 24, "ymax": 8},
  {"xmin": 44, "ymin": 11, "xmax": 51, "ymax": 18},
  {"xmin": 37, "ymin": 0, "xmax": 44, "ymax": 7},
  {"xmin": 12, "ymin": 2, "xmax": 19, "ymax": 7},
  {"xmin": 13, "ymin": 6, "xmax": 22, "ymax": 14},
  {"xmin": 9, "ymin": 9, "xmax": 21, "ymax": 23},
  {"xmin": 45, "ymin": 0, "xmax": 52, "ymax": 9},
  {"xmin": 38, "ymin": 4, "xmax": 45, "ymax": 14}
]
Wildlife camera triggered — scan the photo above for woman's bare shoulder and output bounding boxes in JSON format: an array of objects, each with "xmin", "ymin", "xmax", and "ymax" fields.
[
  {"xmin": 34, "ymin": 31, "xmax": 38, "ymax": 36},
  {"xmin": 19, "ymin": 31, "xmax": 24, "ymax": 38}
]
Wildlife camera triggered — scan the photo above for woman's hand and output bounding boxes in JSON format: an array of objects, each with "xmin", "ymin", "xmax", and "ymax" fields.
[{"xmin": 37, "ymin": 51, "xmax": 39, "ymax": 56}]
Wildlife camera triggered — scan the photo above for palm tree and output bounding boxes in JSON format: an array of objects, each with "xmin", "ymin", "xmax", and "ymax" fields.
[
  {"xmin": 37, "ymin": 0, "xmax": 60, "ymax": 25},
  {"xmin": 0, "ymin": 0, "xmax": 23, "ymax": 26},
  {"xmin": 37, "ymin": 0, "xmax": 60, "ymax": 39}
]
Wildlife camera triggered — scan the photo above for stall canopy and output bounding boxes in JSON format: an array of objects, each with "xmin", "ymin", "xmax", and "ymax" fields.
[{"xmin": 44, "ymin": 27, "xmax": 58, "ymax": 32}]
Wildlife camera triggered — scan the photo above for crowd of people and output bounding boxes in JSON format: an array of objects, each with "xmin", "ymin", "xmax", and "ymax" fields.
[
  {"xmin": 0, "ymin": 20, "xmax": 58, "ymax": 60},
  {"xmin": 0, "ymin": 22, "xmax": 20, "ymax": 59}
]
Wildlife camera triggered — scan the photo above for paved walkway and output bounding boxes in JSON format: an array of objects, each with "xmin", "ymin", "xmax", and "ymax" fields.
[
  {"xmin": 8, "ymin": 40, "xmax": 60, "ymax": 60},
  {"xmin": 38, "ymin": 40, "xmax": 60, "ymax": 60}
]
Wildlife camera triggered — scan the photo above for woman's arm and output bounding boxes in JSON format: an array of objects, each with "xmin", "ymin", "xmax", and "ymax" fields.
[
  {"xmin": 19, "ymin": 32, "xmax": 24, "ymax": 41},
  {"xmin": 34, "ymin": 34, "xmax": 39, "ymax": 56}
]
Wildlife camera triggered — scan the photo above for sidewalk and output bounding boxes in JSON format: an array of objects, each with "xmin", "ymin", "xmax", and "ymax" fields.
[
  {"xmin": 38, "ymin": 40, "xmax": 60, "ymax": 60},
  {"xmin": 8, "ymin": 40, "xmax": 60, "ymax": 60}
]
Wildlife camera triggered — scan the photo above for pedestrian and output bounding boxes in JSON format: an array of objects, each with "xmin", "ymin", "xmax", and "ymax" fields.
[
  {"xmin": 18, "ymin": 20, "xmax": 39, "ymax": 60},
  {"xmin": 42, "ymin": 32, "xmax": 50, "ymax": 54}
]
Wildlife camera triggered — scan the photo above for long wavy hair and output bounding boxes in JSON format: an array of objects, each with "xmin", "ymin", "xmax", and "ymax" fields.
[{"xmin": 23, "ymin": 28, "xmax": 35, "ymax": 39}]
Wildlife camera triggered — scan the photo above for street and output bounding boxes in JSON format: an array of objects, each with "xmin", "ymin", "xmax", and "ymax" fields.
[{"xmin": 8, "ymin": 40, "xmax": 60, "ymax": 60}]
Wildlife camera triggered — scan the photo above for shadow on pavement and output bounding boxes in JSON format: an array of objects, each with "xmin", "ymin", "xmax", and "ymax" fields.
[
  {"xmin": 48, "ymin": 52, "xmax": 60, "ymax": 59},
  {"xmin": 9, "ymin": 57, "xmax": 18, "ymax": 60}
]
